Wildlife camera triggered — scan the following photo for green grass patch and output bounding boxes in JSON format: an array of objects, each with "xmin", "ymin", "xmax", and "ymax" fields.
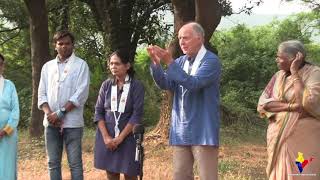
[{"xmin": 220, "ymin": 121, "xmax": 267, "ymax": 146}]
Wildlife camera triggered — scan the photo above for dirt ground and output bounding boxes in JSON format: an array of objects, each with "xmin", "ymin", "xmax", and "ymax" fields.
[{"xmin": 17, "ymin": 130, "xmax": 267, "ymax": 180}]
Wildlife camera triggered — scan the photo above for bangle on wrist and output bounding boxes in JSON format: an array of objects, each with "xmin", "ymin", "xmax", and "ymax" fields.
[
  {"xmin": 291, "ymin": 71, "xmax": 299, "ymax": 76},
  {"xmin": 288, "ymin": 103, "xmax": 292, "ymax": 112},
  {"xmin": 293, "ymin": 77, "xmax": 300, "ymax": 83}
]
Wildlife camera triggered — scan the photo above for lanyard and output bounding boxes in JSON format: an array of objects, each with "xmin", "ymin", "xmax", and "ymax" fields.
[
  {"xmin": 181, "ymin": 45, "xmax": 207, "ymax": 95},
  {"xmin": 182, "ymin": 45, "xmax": 206, "ymax": 76},
  {"xmin": 54, "ymin": 53, "xmax": 75, "ymax": 83},
  {"xmin": 180, "ymin": 45, "xmax": 207, "ymax": 120},
  {"xmin": 51, "ymin": 54, "xmax": 75, "ymax": 121},
  {"xmin": 111, "ymin": 75, "xmax": 131, "ymax": 137}
]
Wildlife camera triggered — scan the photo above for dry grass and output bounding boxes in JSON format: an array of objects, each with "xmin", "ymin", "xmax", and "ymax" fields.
[{"xmin": 17, "ymin": 127, "xmax": 268, "ymax": 180}]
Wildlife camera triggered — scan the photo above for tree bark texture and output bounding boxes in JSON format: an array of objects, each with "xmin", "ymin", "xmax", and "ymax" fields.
[
  {"xmin": 24, "ymin": 0, "xmax": 50, "ymax": 137},
  {"xmin": 60, "ymin": 0, "xmax": 70, "ymax": 30},
  {"xmin": 170, "ymin": 0, "xmax": 221, "ymax": 57}
]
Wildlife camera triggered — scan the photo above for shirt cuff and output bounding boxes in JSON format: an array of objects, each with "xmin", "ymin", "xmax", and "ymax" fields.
[
  {"xmin": 38, "ymin": 100, "xmax": 48, "ymax": 110},
  {"xmin": 3, "ymin": 125, "xmax": 14, "ymax": 135},
  {"xmin": 69, "ymin": 97, "xmax": 80, "ymax": 107}
]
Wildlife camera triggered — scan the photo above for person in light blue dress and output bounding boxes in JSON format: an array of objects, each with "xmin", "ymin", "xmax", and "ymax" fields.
[{"xmin": 0, "ymin": 53, "xmax": 20, "ymax": 180}]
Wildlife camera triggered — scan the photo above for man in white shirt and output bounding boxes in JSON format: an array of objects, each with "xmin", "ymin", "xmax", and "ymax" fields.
[{"xmin": 38, "ymin": 30, "xmax": 90, "ymax": 180}]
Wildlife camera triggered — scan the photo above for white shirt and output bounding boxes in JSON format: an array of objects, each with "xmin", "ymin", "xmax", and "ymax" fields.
[{"xmin": 38, "ymin": 53, "xmax": 90, "ymax": 128}]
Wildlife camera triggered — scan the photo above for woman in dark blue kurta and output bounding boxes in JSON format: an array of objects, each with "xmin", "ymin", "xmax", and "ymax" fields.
[{"xmin": 94, "ymin": 49, "xmax": 144, "ymax": 179}]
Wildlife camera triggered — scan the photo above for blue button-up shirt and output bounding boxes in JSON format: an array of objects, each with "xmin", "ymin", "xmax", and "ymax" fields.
[{"xmin": 150, "ymin": 48, "xmax": 221, "ymax": 146}]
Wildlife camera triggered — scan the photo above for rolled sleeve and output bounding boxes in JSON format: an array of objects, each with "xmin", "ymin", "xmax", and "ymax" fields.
[
  {"xmin": 150, "ymin": 63, "xmax": 175, "ymax": 91},
  {"xmin": 69, "ymin": 61, "xmax": 90, "ymax": 107},
  {"xmin": 38, "ymin": 64, "xmax": 48, "ymax": 109},
  {"xmin": 128, "ymin": 81, "xmax": 145, "ymax": 125}
]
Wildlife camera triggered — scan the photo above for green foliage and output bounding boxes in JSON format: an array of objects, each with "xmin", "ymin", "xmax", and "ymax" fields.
[
  {"xmin": 306, "ymin": 43, "xmax": 320, "ymax": 64},
  {"xmin": 0, "ymin": 0, "xmax": 28, "ymax": 28},
  {"xmin": 17, "ymin": 88, "xmax": 32, "ymax": 129},
  {"xmin": 135, "ymin": 49, "xmax": 161, "ymax": 126},
  {"xmin": 0, "ymin": 26, "xmax": 31, "ymax": 128},
  {"xmin": 68, "ymin": 1, "xmax": 107, "ymax": 127},
  {"xmin": 135, "ymin": 3, "xmax": 173, "ymax": 46},
  {"xmin": 84, "ymin": 65, "xmax": 107, "ymax": 127},
  {"xmin": 1, "ymin": 1, "xmax": 320, "ymax": 130},
  {"xmin": 212, "ymin": 11, "xmax": 320, "ymax": 125}
]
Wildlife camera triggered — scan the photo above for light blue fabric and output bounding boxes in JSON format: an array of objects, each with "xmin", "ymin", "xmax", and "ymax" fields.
[
  {"xmin": 150, "ymin": 51, "xmax": 221, "ymax": 146},
  {"xmin": 0, "ymin": 79, "xmax": 20, "ymax": 180}
]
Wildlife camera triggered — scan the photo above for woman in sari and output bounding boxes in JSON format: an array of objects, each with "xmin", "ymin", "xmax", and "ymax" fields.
[
  {"xmin": 258, "ymin": 40, "xmax": 320, "ymax": 180},
  {"xmin": 0, "ymin": 53, "xmax": 20, "ymax": 180}
]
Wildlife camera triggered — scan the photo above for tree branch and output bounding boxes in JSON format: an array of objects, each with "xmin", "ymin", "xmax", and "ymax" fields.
[
  {"xmin": 79, "ymin": 0, "xmax": 111, "ymax": 32},
  {"xmin": 0, "ymin": 26, "xmax": 25, "ymax": 33},
  {"xmin": 232, "ymin": 0, "xmax": 262, "ymax": 15},
  {"xmin": 150, "ymin": 0, "xmax": 171, "ymax": 11},
  {"xmin": 131, "ymin": 0, "xmax": 170, "ymax": 47},
  {"xmin": 0, "ymin": 29, "xmax": 21, "ymax": 46}
]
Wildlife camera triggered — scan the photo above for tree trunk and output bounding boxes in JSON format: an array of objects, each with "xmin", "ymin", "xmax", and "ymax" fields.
[
  {"xmin": 152, "ymin": 0, "xmax": 222, "ymax": 140},
  {"xmin": 60, "ymin": 0, "xmax": 70, "ymax": 30},
  {"xmin": 148, "ymin": 0, "xmax": 194, "ymax": 140},
  {"xmin": 148, "ymin": 91, "xmax": 172, "ymax": 139},
  {"xmin": 83, "ymin": 0, "xmax": 170, "ymax": 63},
  {"xmin": 169, "ymin": 0, "xmax": 222, "ymax": 56},
  {"xmin": 169, "ymin": 0, "xmax": 194, "ymax": 58},
  {"xmin": 24, "ymin": 0, "xmax": 50, "ymax": 137},
  {"xmin": 195, "ymin": 0, "xmax": 222, "ymax": 53}
]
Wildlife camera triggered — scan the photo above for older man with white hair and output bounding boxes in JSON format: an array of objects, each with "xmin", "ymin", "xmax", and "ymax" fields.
[{"xmin": 147, "ymin": 22, "xmax": 221, "ymax": 180}]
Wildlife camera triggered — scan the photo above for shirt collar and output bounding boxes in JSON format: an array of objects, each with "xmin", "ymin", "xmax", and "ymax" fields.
[
  {"xmin": 187, "ymin": 56, "xmax": 195, "ymax": 64},
  {"xmin": 187, "ymin": 45, "xmax": 206, "ymax": 62},
  {"xmin": 56, "ymin": 52, "xmax": 74, "ymax": 64}
]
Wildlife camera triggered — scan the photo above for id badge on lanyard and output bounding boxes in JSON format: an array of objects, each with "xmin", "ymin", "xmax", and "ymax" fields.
[{"xmin": 111, "ymin": 75, "xmax": 130, "ymax": 137}]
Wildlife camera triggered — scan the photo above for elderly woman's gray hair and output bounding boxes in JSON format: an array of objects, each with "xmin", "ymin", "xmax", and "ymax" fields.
[{"xmin": 278, "ymin": 40, "xmax": 306, "ymax": 60}]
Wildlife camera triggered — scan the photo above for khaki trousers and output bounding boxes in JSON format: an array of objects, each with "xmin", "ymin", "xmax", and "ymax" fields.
[{"xmin": 173, "ymin": 145, "xmax": 218, "ymax": 180}]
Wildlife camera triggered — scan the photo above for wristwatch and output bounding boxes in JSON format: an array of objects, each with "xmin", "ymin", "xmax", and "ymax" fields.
[{"xmin": 60, "ymin": 107, "xmax": 67, "ymax": 115}]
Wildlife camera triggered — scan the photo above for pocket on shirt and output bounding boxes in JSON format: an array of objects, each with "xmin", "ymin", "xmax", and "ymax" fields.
[{"xmin": 64, "ymin": 72, "xmax": 79, "ymax": 88}]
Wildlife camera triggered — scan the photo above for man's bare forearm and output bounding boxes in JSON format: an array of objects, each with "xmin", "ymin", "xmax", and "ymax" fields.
[{"xmin": 40, "ymin": 103, "xmax": 52, "ymax": 115}]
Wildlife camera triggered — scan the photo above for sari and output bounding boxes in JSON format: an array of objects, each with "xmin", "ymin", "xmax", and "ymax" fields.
[{"xmin": 258, "ymin": 64, "xmax": 320, "ymax": 180}]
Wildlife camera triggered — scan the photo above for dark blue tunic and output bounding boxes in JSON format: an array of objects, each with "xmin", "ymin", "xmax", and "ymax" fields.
[{"xmin": 94, "ymin": 78, "xmax": 144, "ymax": 176}]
